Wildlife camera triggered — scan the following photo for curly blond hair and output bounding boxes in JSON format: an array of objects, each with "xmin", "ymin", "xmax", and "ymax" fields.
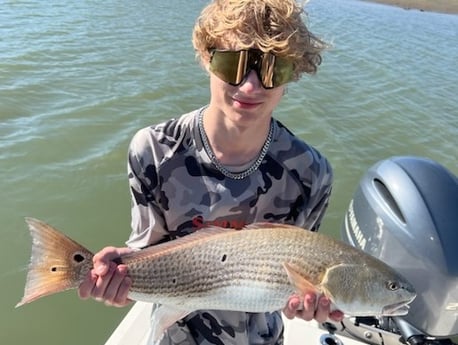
[{"xmin": 192, "ymin": 0, "xmax": 327, "ymax": 79}]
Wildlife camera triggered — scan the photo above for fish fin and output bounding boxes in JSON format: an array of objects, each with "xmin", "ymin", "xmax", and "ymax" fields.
[
  {"xmin": 283, "ymin": 262, "xmax": 320, "ymax": 295},
  {"xmin": 16, "ymin": 218, "xmax": 94, "ymax": 307},
  {"xmin": 149, "ymin": 305, "xmax": 191, "ymax": 343}
]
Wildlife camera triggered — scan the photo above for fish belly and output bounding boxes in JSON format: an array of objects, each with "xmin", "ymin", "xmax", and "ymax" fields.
[{"xmin": 128, "ymin": 279, "xmax": 294, "ymax": 312}]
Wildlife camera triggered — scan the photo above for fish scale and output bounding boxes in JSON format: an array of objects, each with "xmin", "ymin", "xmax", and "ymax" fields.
[
  {"xmin": 17, "ymin": 218, "xmax": 416, "ymax": 318},
  {"xmin": 124, "ymin": 230, "xmax": 295, "ymax": 310},
  {"xmin": 116, "ymin": 224, "xmax": 398, "ymax": 312}
]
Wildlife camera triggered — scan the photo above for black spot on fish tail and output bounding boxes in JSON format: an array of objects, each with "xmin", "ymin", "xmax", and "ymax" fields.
[{"xmin": 73, "ymin": 253, "xmax": 85, "ymax": 263}]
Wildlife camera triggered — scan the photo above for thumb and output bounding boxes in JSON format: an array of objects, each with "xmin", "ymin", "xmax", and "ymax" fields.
[{"xmin": 93, "ymin": 246, "xmax": 134, "ymax": 275}]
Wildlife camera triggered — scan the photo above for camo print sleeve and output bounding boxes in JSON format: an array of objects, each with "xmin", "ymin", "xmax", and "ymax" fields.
[
  {"xmin": 125, "ymin": 107, "xmax": 333, "ymax": 344},
  {"xmin": 272, "ymin": 120, "xmax": 333, "ymax": 232},
  {"xmin": 127, "ymin": 129, "xmax": 169, "ymax": 247}
]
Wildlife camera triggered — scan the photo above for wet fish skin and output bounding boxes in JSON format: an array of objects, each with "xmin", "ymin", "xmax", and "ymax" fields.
[{"xmin": 16, "ymin": 218, "xmax": 416, "ymax": 317}]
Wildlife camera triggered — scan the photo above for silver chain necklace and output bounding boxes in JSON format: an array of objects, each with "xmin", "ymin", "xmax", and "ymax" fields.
[{"xmin": 198, "ymin": 108, "xmax": 274, "ymax": 180}]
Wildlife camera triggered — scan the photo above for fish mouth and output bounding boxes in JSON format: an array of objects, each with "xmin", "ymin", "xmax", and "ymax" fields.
[{"xmin": 382, "ymin": 301, "xmax": 411, "ymax": 316}]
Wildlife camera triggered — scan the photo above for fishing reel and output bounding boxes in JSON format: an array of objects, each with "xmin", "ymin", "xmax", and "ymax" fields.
[{"xmin": 322, "ymin": 156, "xmax": 457, "ymax": 345}]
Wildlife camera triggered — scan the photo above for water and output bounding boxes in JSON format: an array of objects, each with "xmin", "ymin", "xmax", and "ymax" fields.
[{"xmin": 0, "ymin": 0, "xmax": 456, "ymax": 344}]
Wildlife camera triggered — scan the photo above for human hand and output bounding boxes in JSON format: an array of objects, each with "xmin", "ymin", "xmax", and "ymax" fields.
[
  {"xmin": 78, "ymin": 246, "xmax": 133, "ymax": 307},
  {"xmin": 283, "ymin": 293, "xmax": 344, "ymax": 323}
]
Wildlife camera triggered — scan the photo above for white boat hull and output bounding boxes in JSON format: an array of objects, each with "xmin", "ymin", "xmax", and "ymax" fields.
[{"xmin": 104, "ymin": 302, "xmax": 367, "ymax": 345}]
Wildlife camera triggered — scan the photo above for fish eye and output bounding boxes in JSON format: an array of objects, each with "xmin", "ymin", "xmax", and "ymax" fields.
[{"xmin": 386, "ymin": 281, "xmax": 400, "ymax": 291}]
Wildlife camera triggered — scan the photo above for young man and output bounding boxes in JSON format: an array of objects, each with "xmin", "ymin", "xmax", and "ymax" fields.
[{"xmin": 79, "ymin": 0, "xmax": 343, "ymax": 343}]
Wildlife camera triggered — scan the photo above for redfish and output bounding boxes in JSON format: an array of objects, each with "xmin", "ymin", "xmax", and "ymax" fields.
[{"xmin": 17, "ymin": 218, "xmax": 415, "ymax": 321}]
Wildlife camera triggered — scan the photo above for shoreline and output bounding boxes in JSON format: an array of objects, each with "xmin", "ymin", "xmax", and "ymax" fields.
[{"xmin": 360, "ymin": 0, "xmax": 458, "ymax": 14}]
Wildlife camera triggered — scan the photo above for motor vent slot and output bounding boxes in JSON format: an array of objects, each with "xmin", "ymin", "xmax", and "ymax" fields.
[{"xmin": 373, "ymin": 178, "xmax": 406, "ymax": 223}]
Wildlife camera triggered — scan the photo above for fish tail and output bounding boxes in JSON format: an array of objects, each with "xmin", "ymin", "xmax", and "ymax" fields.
[{"xmin": 16, "ymin": 218, "xmax": 94, "ymax": 307}]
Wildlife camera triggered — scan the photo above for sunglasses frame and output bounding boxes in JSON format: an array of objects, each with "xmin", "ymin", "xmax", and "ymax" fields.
[{"xmin": 209, "ymin": 49, "xmax": 294, "ymax": 89}]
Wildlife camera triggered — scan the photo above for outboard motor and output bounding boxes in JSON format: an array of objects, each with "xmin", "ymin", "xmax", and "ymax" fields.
[{"xmin": 337, "ymin": 156, "xmax": 457, "ymax": 345}]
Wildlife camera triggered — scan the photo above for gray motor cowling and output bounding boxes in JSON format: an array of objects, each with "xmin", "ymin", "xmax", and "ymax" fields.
[{"xmin": 341, "ymin": 156, "xmax": 457, "ymax": 339}]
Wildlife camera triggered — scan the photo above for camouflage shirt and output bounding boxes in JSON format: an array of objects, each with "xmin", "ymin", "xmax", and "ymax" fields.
[{"xmin": 126, "ymin": 107, "xmax": 333, "ymax": 345}]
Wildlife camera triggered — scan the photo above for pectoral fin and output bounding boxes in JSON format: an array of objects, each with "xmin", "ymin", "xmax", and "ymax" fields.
[
  {"xmin": 283, "ymin": 262, "xmax": 320, "ymax": 295},
  {"xmin": 149, "ymin": 305, "xmax": 192, "ymax": 343}
]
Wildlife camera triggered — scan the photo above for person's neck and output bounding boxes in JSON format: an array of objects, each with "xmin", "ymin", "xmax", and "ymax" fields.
[{"xmin": 201, "ymin": 107, "xmax": 272, "ymax": 166}]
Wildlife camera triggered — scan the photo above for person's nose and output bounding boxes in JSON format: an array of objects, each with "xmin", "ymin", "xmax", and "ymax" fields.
[{"xmin": 238, "ymin": 70, "xmax": 262, "ymax": 92}]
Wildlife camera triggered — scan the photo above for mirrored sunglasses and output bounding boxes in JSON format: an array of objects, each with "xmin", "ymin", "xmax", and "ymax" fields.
[{"xmin": 209, "ymin": 49, "xmax": 294, "ymax": 89}]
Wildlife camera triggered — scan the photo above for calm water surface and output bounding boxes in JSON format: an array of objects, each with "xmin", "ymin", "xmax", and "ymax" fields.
[{"xmin": 0, "ymin": 0, "xmax": 456, "ymax": 344}]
